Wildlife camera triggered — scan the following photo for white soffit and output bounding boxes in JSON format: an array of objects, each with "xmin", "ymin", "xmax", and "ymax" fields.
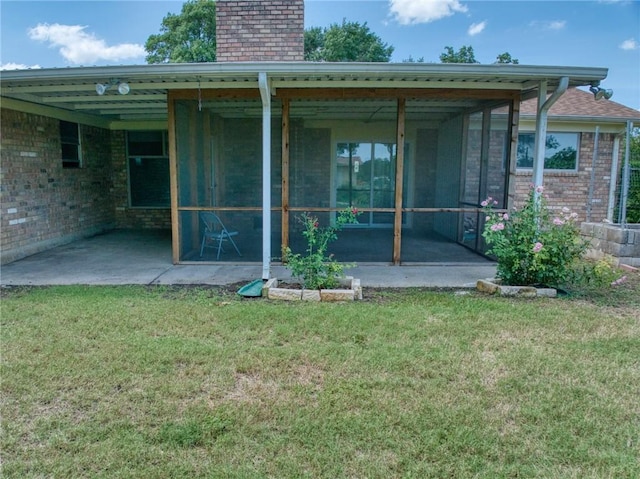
[{"xmin": 0, "ymin": 62, "xmax": 609, "ymax": 127}]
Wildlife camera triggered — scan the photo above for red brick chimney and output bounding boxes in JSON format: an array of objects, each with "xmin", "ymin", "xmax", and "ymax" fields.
[{"xmin": 216, "ymin": 0, "xmax": 304, "ymax": 62}]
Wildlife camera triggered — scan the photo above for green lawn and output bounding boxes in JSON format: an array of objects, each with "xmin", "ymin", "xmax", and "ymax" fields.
[{"xmin": 2, "ymin": 279, "xmax": 639, "ymax": 478}]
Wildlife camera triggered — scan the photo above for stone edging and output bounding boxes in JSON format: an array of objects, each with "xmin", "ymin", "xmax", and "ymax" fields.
[
  {"xmin": 263, "ymin": 276, "xmax": 363, "ymax": 301},
  {"xmin": 476, "ymin": 279, "xmax": 557, "ymax": 298}
]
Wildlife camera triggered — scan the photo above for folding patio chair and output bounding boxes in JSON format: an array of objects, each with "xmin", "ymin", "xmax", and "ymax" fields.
[{"xmin": 199, "ymin": 212, "xmax": 242, "ymax": 260}]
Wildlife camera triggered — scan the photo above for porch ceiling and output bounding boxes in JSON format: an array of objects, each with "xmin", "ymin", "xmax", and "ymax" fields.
[{"xmin": 0, "ymin": 62, "xmax": 608, "ymax": 128}]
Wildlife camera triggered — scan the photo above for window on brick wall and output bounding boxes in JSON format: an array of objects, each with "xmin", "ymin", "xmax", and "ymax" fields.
[
  {"xmin": 127, "ymin": 131, "xmax": 170, "ymax": 207},
  {"xmin": 60, "ymin": 120, "xmax": 82, "ymax": 168},
  {"xmin": 517, "ymin": 132, "xmax": 579, "ymax": 170}
]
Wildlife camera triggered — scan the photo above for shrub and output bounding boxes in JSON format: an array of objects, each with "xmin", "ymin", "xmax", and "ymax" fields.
[
  {"xmin": 482, "ymin": 185, "xmax": 587, "ymax": 287},
  {"xmin": 283, "ymin": 208, "xmax": 359, "ymax": 289}
]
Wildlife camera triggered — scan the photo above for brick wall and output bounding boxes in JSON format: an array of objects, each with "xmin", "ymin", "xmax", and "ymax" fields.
[
  {"xmin": 216, "ymin": 0, "xmax": 304, "ymax": 61},
  {"xmin": 1, "ymin": 108, "xmax": 115, "ymax": 264},
  {"xmin": 111, "ymin": 130, "xmax": 171, "ymax": 229},
  {"xmin": 514, "ymin": 132, "xmax": 616, "ymax": 222},
  {"xmin": 413, "ymin": 129, "xmax": 438, "ymax": 232}
]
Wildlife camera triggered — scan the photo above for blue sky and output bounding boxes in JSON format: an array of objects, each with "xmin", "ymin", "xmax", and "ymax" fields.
[{"xmin": 1, "ymin": 0, "xmax": 639, "ymax": 109}]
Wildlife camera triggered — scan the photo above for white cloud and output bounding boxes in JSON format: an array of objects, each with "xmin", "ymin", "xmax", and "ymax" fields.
[
  {"xmin": 529, "ymin": 20, "xmax": 566, "ymax": 31},
  {"xmin": 468, "ymin": 21, "xmax": 486, "ymax": 36},
  {"xmin": 0, "ymin": 63, "xmax": 41, "ymax": 71},
  {"xmin": 389, "ymin": 0, "xmax": 468, "ymax": 25},
  {"xmin": 28, "ymin": 23, "xmax": 145, "ymax": 65},
  {"xmin": 619, "ymin": 38, "xmax": 639, "ymax": 50}
]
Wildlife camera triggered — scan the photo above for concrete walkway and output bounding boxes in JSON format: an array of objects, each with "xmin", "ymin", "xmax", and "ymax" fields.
[{"xmin": 1, "ymin": 230, "xmax": 496, "ymax": 288}]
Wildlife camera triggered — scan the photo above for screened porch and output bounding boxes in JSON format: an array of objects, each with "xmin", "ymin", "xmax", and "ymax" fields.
[{"xmin": 171, "ymin": 89, "xmax": 517, "ymax": 264}]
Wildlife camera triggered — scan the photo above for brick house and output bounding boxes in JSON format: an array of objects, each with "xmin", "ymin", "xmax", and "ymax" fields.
[{"xmin": 1, "ymin": 0, "xmax": 637, "ymax": 276}]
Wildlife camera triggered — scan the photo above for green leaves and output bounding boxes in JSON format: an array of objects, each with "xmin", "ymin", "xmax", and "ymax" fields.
[
  {"xmin": 284, "ymin": 209, "xmax": 359, "ymax": 289},
  {"xmin": 482, "ymin": 186, "xmax": 587, "ymax": 287},
  {"xmin": 304, "ymin": 20, "xmax": 393, "ymax": 62},
  {"xmin": 145, "ymin": 0, "xmax": 217, "ymax": 64},
  {"xmin": 439, "ymin": 45, "xmax": 479, "ymax": 64}
]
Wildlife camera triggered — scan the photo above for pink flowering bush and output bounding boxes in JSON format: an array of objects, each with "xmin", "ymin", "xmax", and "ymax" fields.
[
  {"xmin": 482, "ymin": 185, "xmax": 587, "ymax": 287},
  {"xmin": 283, "ymin": 208, "xmax": 359, "ymax": 289}
]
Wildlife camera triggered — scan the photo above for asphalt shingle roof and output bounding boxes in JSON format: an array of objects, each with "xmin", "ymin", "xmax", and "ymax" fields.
[{"xmin": 520, "ymin": 87, "xmax": 640, "ymax": 121}]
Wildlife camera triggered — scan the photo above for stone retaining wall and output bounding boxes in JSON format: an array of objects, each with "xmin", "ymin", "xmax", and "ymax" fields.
[{"xmin": 581, "ymin": 222, "xmax": 640, "ymax": 267}]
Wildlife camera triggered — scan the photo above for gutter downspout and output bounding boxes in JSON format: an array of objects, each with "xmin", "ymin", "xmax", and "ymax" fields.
[
  {"xmin": 259, "ymin": 72, "xmax": 271, "ymax": 280},
  {"xmin": 532, "ymin": 77, "xmax": 569, "ymax": 193}
]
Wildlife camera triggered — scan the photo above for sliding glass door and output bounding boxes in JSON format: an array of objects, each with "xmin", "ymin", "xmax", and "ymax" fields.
[{"xmin": 335, "ymin": 142, "xmax": 396, "ymax": 226}]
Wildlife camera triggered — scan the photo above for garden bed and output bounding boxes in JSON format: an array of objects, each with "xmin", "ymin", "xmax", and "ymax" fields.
[{"xmin": 263, "ymin": 276, "xmax": 362, "ymax": 301}]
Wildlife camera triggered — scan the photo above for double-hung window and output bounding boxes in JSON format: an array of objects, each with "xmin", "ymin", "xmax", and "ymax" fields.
[
  {"xmin": 127, "ymin": 131, "xmax": 170, "ymax": 207},
  {"xmin": 60, "ymin": 120, "xmax": 81, "ymax": 168}
]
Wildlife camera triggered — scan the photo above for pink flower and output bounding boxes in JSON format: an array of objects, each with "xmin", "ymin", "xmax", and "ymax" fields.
[
  {"xmin": 490, "ymin": 222, "xmax": 505, "ymax": 232},
  {"xmin": 553, "ymin": 217, "xmax": 565, "ymax": 226},
  {"xmin": 502, "ymin": 213, "xmax": 509, "ymax": 220},
  {"xmin": 313, "ymin": 222, "xmax": 319, "ymax": 228},
  {"xmin": 535, "ymin": 185, "xmax": 544, "ymax": 194},
  {"xmin": 481, "ymin": 200, "xmax": 489, "ymax": 207},
  {"xmin": 532, "ymin": 242, "xmax": 543, "ymax": 253},
  {"xmin": 351, "ymin": 207, "xmax": 358, "ymax": 214},
  {"xmin": 493, "ymin": 200, "xmax": 498, "ymax": 206}
]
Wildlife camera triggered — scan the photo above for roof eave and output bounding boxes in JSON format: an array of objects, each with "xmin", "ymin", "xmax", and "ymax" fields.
[
  {"xmin": 520, "ymin": 114, "xmax": 640, "ymax": 124},
  {"xmin": 0, "ymin": 62, "xmax": 609, "ymax": 87}
]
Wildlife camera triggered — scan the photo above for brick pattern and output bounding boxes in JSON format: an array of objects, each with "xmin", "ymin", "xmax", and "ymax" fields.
[
  {"xmin": 216, "ymin": 0, "xmax": 304, "ymax": 62},
  {"xmin": 413, "ymin": 129, "xmax": 438, "ymax": 231},
  {"xmin": 514, "ymin": 132, "xmax": 616, "ymax": 222},
  {"xmin": 1, "ymin": 109, "xmax": 115, "ymax": 264}
]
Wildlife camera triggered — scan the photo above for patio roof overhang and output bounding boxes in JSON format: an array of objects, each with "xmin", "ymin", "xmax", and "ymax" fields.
[{"xmin": 0, "ymin": 62, "xmax": 608, "ymax": 130}]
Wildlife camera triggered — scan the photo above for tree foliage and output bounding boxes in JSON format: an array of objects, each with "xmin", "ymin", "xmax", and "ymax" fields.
[
  {"xmin": 436, "ymin": 46, "xmax": 518, "ymax": 64},
  {"xmin": 495, "ymin": 52, "xmax": 519, "ymax": 64},
  {"xmin": 145, "ymin": 0, "xmax": 216, "ymax": 64},
  {"xmin": 439, "ymin": 45, "xmax": 479, "ymax": 64},
  {"xmin": 304, "ymin": 19, "xmax": 393, "ymax": 62},
  {"xmin": 620, "ymin": 128, "xmax": 640, "ymax": 223}
]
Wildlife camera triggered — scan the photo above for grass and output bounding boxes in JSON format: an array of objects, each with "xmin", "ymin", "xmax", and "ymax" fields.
[{"xmin": 1, "ymin": 275, "xmax": 639, "ymax": 478}]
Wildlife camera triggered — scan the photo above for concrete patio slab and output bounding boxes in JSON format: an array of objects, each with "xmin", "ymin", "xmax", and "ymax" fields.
[{"xmin": 1, "ymin": 230, "xmax": 496, "ymax": 288}]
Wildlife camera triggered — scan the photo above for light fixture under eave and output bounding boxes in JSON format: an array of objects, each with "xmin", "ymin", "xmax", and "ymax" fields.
[
  {"xmin": 95, "ymin": 83, "xmax": 109, "ymax": 95},
  {"xmin": 589, "ymin": 85, "xmax": 613, "ymax": 101},
  {"xmin": 95, "ymin": 79, "xmax": 130, "ymax": 96},
  {"xmin": 117, "ymin": 82, "xmax": 130, "ymax": 95}
]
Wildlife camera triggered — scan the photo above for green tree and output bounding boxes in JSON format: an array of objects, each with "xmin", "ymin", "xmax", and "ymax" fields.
[
  {"xmin": 630, "ymin": 127, "xmax": 640, "ymax": 168},
  {"xmin": 495, "ymin": 52, "xmax": 519, "ymax": 64},
  {"xmin": 620, "ymin": 128, "xmax": 640, "ymax": 222},
  {"xmin": 439, "ymin": 45, "xmax": 479, "ymax": 64},
  {"xmin": 145, "ymin": 0, "xmax": 216, "ymax": 64},
  {"xmin": 304, "ymin": 26, "xmax": 325, "ymax": 62},
  {"xmin": 304, "ymin": 19, "xmax": 393, "ymax": 62}
]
